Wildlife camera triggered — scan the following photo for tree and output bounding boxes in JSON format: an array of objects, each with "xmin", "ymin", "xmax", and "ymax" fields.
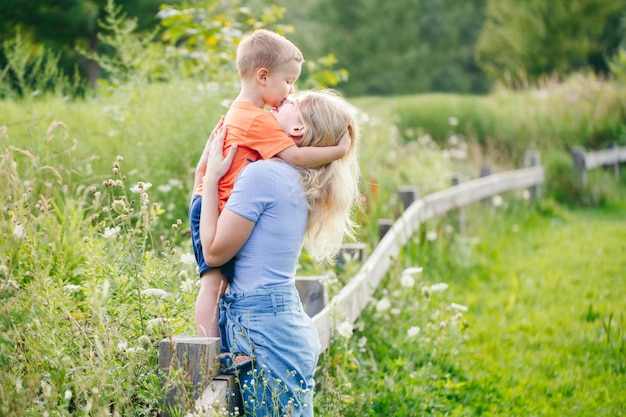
[
  {"xmin": 0, "ymin": 0, "xmax": 168, "ymax": 86},
  {"xmin": 475, "ymin": 0, "xmax": 626, "ymax": 86},
  {"xmin": 279, "ymin": 0, "xmax": 488, "ymax": 96}
]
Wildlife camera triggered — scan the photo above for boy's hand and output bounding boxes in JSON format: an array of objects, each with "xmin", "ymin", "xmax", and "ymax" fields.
[{"xmin": 337, "ymin": 129, "xmax": 352, "ymax": 157}]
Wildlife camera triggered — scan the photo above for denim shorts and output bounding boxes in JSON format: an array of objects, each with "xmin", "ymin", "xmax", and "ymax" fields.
[
  {"xmin": 189, "ymin": 194, "xmax": 233, "ymax": 278},
  {"xmin": 220, "ymin": 285, "xmax": 320, "ymax": 417}
]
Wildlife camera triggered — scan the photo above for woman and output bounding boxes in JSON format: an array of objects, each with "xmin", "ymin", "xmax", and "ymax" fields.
[{"xmin": 199, "ymin": 89, "xmax": 360, "ymax": 416}]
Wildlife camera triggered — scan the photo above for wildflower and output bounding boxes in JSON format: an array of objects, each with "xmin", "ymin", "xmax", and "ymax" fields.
[
  {"xmin": 13, "ymin": 222, "xmax": 25, "ymax": 239},
  {"xmin": 357, "ymin": 337, "xmax": 367, "ymax": 351},
  {"xmin": 117, "ymin": 340, "xmax": 128, "ymax": 352},
  {"xmin": 403, "ymin": 266, "xmax": 423, "ymax": 275},
  {"xmin": 64, "ymin": 390, "xmax": 72, "ymax": 401},
  {"xmin": 522, "ymin": 189, "xmax": 531, "ymax": 200},
  {"xmin": 180, "ymin": 252, "xmax": 195, "ymax": 265},
  {"xmin": 63, "ymin": 284, "xmax": 82, "ymax": 294},
  {"xmin": 125, "ymin": 346, "xmax": 145, "ymax": 355},
  {"xmin": 336, "ymin": 321, "xmax": 353, "ymax": 339},
  {"xmin": 391, "ymin": 308, "xmax": 401, "ymax": 315},
  {"xmin": 448, "ymin": 117, "xmax": 459, "ymax": 126},
  {"xmin": 426, "ymin": 231, "xmax": 437, "ymax": 241},
  {"xmin": 130, "ymin": 181, "xmax": 152, "ymax": 193},
  {"xmin": 41, "ymin": 381, "xmax": 52, "ymax": 398},
  {"xmin": 492, "ymin": 195, "xmax": 503, "ymax": 207},
  {"xmin": 147, "ymin": 317, "xmax": 168, "ymax": 331},
  {"xmin": 179, "ymin": 279, "xmax": 195, "ymax": 293},
  {"xmin": 111, "ymin": 199, "xmax": 127, "ymax": 213},
  {"xmin": 450, "ymin": 302, "xmax": 468, "ymax": 312},
  {"xmin": 375, "ymin": 297, "xmax": 391, "ymax": 312},
  {"xmin": 439, "ymin": 321, "xmax": 447, "ymax": 329},
  {"xmin": 141, "ymin": 288, "xmax": 167, "ymax": 299},
  {"xmin": 103, "ymin": 226, "xmax": 120, "ymax": 239},
  {"xmin": 400, "ymin": 273, "xmax": 415, "ymax": 288},
  {"xmin": 407, "ymin": 326, "xmax": 421, "ymax": 338},
  {"xmin": 430, "ymin": 283, "xmax": 449, "ymax": 293}
]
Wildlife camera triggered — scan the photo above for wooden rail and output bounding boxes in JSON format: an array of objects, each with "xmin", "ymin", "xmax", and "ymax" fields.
[
  {"xmin": 572, "ymin": 144, "xmax": 626, "ymax": 186},
  {"xmin": 159, "ymin": 153, "xmax": 545, "ymax": 414},
  {"xmin": 312, "ymin": 163, "xmax": 544, "ymax": 352}
]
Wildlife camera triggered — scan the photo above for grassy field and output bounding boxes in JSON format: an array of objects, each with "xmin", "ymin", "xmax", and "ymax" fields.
[
  {"xmin": 1, "ymin": 78, "xmax": 625, "ymax": 415},
  {"xmin": 316, "ymin": 196, "xmax": 626, "ymax": 416}
]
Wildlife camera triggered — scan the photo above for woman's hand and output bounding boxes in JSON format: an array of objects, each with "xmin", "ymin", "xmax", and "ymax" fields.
[{"xmin": 203, "ymin": 118, "xmax": 237, "ymax": 184}]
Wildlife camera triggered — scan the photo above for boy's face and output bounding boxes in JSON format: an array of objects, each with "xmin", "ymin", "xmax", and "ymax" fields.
[
  {"xmin": 263, "ymin": 60, "xmax": 302, "ymax": 109},
  {"xmin": 271, "ymin": 99, "xmax": 304, "ymax": 145}
]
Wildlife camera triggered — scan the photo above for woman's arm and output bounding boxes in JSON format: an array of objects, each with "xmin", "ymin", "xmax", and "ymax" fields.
[{"xmin": 199, "ymin": 122, "xmax": 255, "ymax": 266}]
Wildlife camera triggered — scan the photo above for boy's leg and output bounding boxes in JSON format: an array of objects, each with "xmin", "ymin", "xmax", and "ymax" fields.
[{"xmin": 195, "ymin": 269, "xmax": 228, "ymax": 338}]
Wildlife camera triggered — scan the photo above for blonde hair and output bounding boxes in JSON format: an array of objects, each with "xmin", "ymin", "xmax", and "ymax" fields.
[
  {"xmin": 296, "ymin": 90, "xmax": 360, "ymax": 263},
  {"xmin": 236, "ymin": 29, "xmax": 304, "ymax": 80}
]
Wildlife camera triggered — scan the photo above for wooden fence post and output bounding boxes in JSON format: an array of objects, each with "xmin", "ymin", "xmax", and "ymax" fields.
[
  {"xmin": 398, "ymin": 185, "xmax": 419, "ymax": 212},
  {"xmin": 295, "ymin": 276, "xmax": 327, "ymax": 317},
  {"xmin": 450, "ymin": 174, "xmax": 466, "ymax": 233},
  {"xmin": 158, "ymin": 336, "xmax": 223, "ymax": 414},
  {"xmin": 523, "ymin": 150, "xmax": 542, "ymax": 199},
  {"xmin": 337, "ymin": 242, "xmax": 368, "ymax": 267},
  {"xmin": 378, "ymin": 219, "xmax": 392, "ymax": 239},
  {"xmin": 572, "ymin": 146, "xmax": 587, "ymax": 186},
  {"xmin": 479, "ymin": 165, "xmax": 493, "ymax": 203},
  {"xmin": 608, "ymin": 142, "xmax": 620, "ymax": 179}
]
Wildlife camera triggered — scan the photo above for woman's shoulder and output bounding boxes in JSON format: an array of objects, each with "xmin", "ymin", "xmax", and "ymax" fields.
[{"xmin": 243, "ymin": 159, "xmax": 297, "ymax": 176}]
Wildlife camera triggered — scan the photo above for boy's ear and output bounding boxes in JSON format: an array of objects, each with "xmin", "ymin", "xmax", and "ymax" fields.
[{"xmin": 257, "ymin": 68, "xmax": 269, "ymax": 85}]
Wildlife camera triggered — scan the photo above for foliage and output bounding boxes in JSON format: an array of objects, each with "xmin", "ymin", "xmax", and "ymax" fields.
[
  {"xmin": 0, "ymin": 124, "xmax": 201, "ymax": 415},
  {"xmin": 476, "ymin": 0, "xmax": 626, "ymax": 87},
  {"xmin": 286, "ymin": 0, "xmax": 489, "ymax": 96}
]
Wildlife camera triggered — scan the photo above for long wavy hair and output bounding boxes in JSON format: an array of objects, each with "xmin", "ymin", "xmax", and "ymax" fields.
[{"xmin": 296, "ymin": 89, "xmax": 360, "ymax": 263}]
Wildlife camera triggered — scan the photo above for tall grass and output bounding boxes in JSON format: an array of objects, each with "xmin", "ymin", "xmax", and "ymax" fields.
[{"xmin": 1, "ymin": 73, "xmax": 625, "ymax": 415}]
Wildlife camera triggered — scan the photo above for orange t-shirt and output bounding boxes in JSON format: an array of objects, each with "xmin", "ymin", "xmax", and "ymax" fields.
[{"xmin": 196, "ymin": 101, "xmax": 295, "ymax": 210}]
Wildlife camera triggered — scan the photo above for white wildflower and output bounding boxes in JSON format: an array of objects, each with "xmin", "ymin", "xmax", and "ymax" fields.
[
  {"xmin": 429, "ymin": 283, "xmax": 449, "ymax": 293},
  {"xmin": 450, "ymin": 302, "xmax": 468, "ymax": 312},
  {"xmin": 522, "ymin": 189, "xmax": 531, "ymax": 200},
  {"xmin": 492, "ymin": 195, "xmax": 503, "ymax": 207},
  {"xmin": 103, "ymin": 226, "xmax": 120, "ymax": 239},
  {"xmin": 400, "ymin": 273, "xmax": 415, "ymax": 288},
  {"xmin": 407, "ymin": 326, "xmax": 421, "ymax": 338},
  {"xmin": 125, "ymin": 346, "xmax": 146, "ymax": 354},
  {"xmin": 403, "ymin": 266, "xmax": 423, "ymax": 275},
  {"xmin": 179, "ymin": 279, "xmax": 195, "ymax": 293},
  {"xmin": 180, "ymin": 252, "xmax": 195, "ymax": 265},
  {"xmin": 41, "ymin": 381, "xmax": 52, "ymax": 398},
  {"xmin": 146, "ymin": 317, "xmax": 168, "ymax": 330},
  {"xmin": 13, "ymin": 222, "xmax": 25, "ymax": 239},
  {"xmin": 336, "ymin": 321, "xmax": 353, "ymax": 339},
  {"xmin": 141, "ymin": 288, "xmax": 167, "ymax": 299},
  {"xmin": 375, "ymin": 297, "xmax": 391, "ymax": 312},
  {"xmin": 117, "ymin": 340, "xmax": 128, "ymax": 352},
  {"xmin": 63, "ymin": 284, "xmax": 82, "ymax": 294},
  {"xmin": 130, "ymin": 182, "xmax": 152, "ymax": 193},
  {"xmin": 426, "ymin": 231, "xmax": 438, "ymax": 241},
  {"xmin": 64, "ymin": 390, "xmax": 72, "ymax": 401},
  {"xmin": 448, "ymin": 117, "xmax": 459, "ymax": 126}
]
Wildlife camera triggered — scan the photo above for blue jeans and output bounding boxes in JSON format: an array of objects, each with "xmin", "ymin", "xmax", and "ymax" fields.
[{"xmin": 220, "ymin": 285, "xmax": 320, "ymax": 417}]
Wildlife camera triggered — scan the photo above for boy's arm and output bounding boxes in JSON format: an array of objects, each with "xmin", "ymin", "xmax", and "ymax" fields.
[{"xmin": 277, "ymin": 130, "xmax": 351, "ymax": 168}]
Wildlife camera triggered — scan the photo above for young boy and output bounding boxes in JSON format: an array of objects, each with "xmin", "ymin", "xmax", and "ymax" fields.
[{"xmin": 189, "ymin": 29, "xmax": 349, "ymax": 343}]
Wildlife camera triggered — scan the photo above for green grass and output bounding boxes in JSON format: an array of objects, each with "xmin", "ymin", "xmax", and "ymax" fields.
[
  {"xmin": 317, "ymin": 196, "xmax": 626, "ymax": 416},
  {"xmin": 1, "ymin": 78, "xmax": 625, "ymax": 415}
]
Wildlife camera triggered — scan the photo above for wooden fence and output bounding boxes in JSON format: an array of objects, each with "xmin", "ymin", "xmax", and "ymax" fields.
[{"xmin": 158, "ymin": 144, "xmax": 624, "ymax": 415}]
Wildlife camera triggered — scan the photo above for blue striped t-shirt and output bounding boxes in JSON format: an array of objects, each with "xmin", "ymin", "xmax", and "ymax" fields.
[{"xmin": 225, "ymin": 159, "xmax": 308, "ymax": 293}]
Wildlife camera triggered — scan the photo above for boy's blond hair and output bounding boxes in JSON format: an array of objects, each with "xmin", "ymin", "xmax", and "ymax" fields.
[
  {"xmin": 236, "ymin": 29, "xmax": 304, "ymax": 80},
  {"xmin": 296, "ymin": 89, "xmax": 361, "ymax": 263}
]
